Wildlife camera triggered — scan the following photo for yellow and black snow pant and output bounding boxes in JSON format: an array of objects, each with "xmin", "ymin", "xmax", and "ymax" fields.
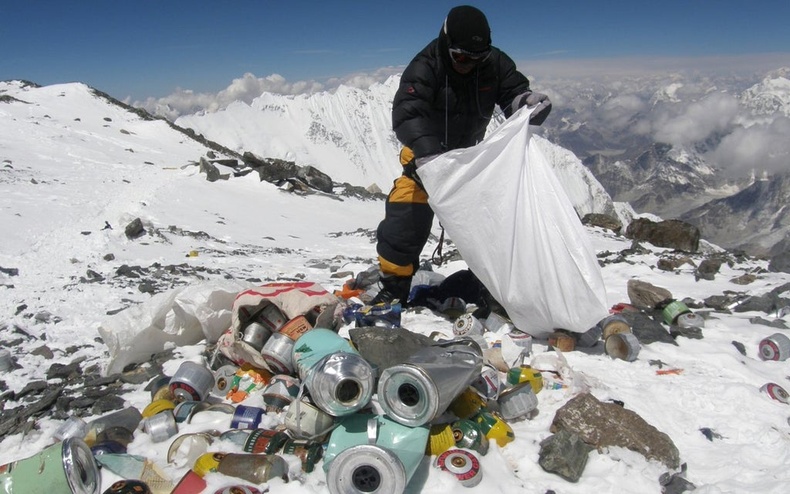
[{"xmin": 375, "ymin": 147, "xmax": 434, "ymax": 278}]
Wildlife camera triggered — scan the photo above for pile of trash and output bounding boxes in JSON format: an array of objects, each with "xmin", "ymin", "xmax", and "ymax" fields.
[{"xmin": 3, "ymin": 267, "xmax": 788, "ymax": 494}]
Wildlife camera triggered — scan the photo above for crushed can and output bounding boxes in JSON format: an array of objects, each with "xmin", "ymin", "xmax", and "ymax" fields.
[
  {"xmin": 215, "ymin": 453, "xmax": 289, "ymax": 485},
  {"xmin": 470, "ymin": 364, "xmax": 501, "ymax": 400},
  {"xmin": 284, "ymin": 396, "xmax": 336, "ymax": 441},
  {"xmin": 434, "ymin": 448, "xmax": 483, "ymax": 487},
  {"xmin": 85, "ymin": 407, "xmax": 142, "ymax": 447},
  {"xmin": 758, "ymin": 333, "xmax": 790, "ymax": 361},
  {"xmin": 167, "ymin": 432, "xmax": 216, "ymax": 468},
  {"xmin": 324, "ymin": 414, "xmax": 429, "ymax": 494},
  {"xmin": 0, "ymin": 438, "xmax": 100, "ymax": 494},
  {"xmin": 377, "ymin": 339, "xmax": 483, "ymax": 427},
  {"xmin": 169, "ymin": 361, "xmax": 214, "ymax": 402},
  {"xmin": 292, "ymin": 328, "xmax": 375, "ymax": 417},
  {"xmin": 497, "ymin": 381, "xmax": 539, "ymax": 422}
]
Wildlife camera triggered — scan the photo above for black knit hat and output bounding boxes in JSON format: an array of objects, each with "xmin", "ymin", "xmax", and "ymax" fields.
[{"xmin": 443, "ymin": 5, "xmax": 491, "ymax": 53}]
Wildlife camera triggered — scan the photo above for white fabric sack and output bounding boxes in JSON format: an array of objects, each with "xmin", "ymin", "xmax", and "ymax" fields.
[{"xmin": 417, "ymin": 107, "xmax": 609, "ymax": 338}]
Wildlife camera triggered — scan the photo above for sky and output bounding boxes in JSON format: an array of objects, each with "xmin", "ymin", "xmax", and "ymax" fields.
[
  {"xmin": 2, "ymin": 79, "xmax": 790, "ymax": 493},
  {"xmin": 3, "ymin": 0, "xmax": 790, "ymax": 103}
]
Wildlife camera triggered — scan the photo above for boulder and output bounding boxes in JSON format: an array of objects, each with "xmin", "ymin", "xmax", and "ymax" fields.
[{"xmin": 625, "ymin": 218, "xmax": 700, "ymax": 252}]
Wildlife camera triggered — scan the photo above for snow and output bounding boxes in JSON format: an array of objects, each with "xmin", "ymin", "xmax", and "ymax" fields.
[{"xmin": 2, "ymin": 80, "xmax": 790, "ymax": 493}]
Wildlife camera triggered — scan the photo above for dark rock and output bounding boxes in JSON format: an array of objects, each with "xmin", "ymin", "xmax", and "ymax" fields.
[
  {"xmin": 620, "ymin": 310, "xmax": 677, "ymax": 345},
  {"xmin": 731, "ymin": 340, "xmax": 747, "ymax": 355},
  {"xmin": 749, "ymin": 316, "xmax": 787, "ymax": 329},
  {"xmin": 769, "ymin": 251, "xmax": 790, "ymax": 274},
  {"xmin": 116, "ymin": 265, "xmax": 142, "ymax": 278},
  {"xmin": 104, "ymin": 253, "xmax": 116, "ymax": 261},
  {"xmin": 581, "ymin": 213, "xmax": 622, "ymax": 234},
  {"xmin": 551, "ymin": 392, "xmax": 681, "ymax": 469},
  {"xmin": 16, "ymin": 380, "xmax": 48, "ymax": 399},
  {"xmin": 91, "ymin": 394, "xmax": 126, "ymax": 414},
  {"xmin": 0, "ymin": 266, "xmax": 19, "ymax": 276},
  {"xmin": 348, "ymin": 326, "xmax": 437, "ymax": 371},
  {"xmin": 30, "ymin": 345, "xmax": 54, "ymax": 359},
  {"xmin": 625, "ymin": 218, "xmax": 700, "ymax": 252},
  {"xmin": 627, "ymin": 279, "xmax": 672, "ymax": 309},
  {"xmin": 298, "ymin": 165, "xmax": 333, "ymax": 193},
  {"xmin": 695, "ymin": 258, "xmax": 722, "ymax": 281},
  {"xmin": 730, "ymin": 273, "xmax": 758, "ymax": 285},
  {"xmin": 138, "ymin": 281, "xmax": 157, "ymax": 294},
  {"xmin": 46, "ymin": 361, "xmax": 83, "ymax": 380},
  {"xmin": 120, "ymin": 366, "xmax": 159, "ymax": 385},
  {"xmin": 733, "ymin": 294, "xmax": 780, "ymax": 314},
  {"xmin": 199, "ymin": 157, "xmax": 228, "ymax": 182},
  {"xmin": 125, "ymin": 218, "xmax": 145, "ymax": 239},
  {"xmin": 704, "ymin": 294, "xmax": 737, "ymax": 311},
  {"xmin": 669, "ymin": 325, "xmax": 704, "ymax": 340},
  {"xmin": 538, "ymin": 429, "xmax": 592, "ymax": 482}
]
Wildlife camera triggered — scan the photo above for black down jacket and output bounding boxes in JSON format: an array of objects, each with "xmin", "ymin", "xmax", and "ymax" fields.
[{"xmin": 392, "ymin": 32, "xmax": 532, "ymax": 159}]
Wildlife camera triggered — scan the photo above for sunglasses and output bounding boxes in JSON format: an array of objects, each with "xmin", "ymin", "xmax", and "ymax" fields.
[{"xmin": 449, "ymin": 46, "xmax": 491, "ymax": 66}]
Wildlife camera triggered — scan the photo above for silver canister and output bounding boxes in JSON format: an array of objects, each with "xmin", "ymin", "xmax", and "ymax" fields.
[
  {"xmin": 484, "ymin": 312, "xmax": 515, "ymax": 334},
  {"xmin": 576, "ymin": 324, "xmax": 603, "ymax": 348},
  {"xmin": 241, "ymin": 322, "xmax": 272, "ymax": 352},
  {"xmin": 212, "ymin": 364, "xmax": 240, "ymax": 398},
  {"xmin": 260, "ymin": 332, "xmax": 295, "ymax": 374},
  {"xmin": 759, "ymin": 333, "xmax": 790, "ymax": 361},
  {"xmin": 377, "ymin": 339, "xmax": 483, "ymax": 427},
  {"xmin": 284, "ymin": 397, "xmax": 336, "ymax": 441},
  {"xmin": 142, "ymin": 411, "xmax": 178, "ymax": 443},
  {"xmin": 454, "ymin": 314, "xmax": 485, "ymax": 338},
  {"xmin": 507, "ymin": 330, "xmax": 534, "ymax": 355},
  {"xmin": 599, "ymin": 314, "xmax": 632, "ymax": 340},
  {"xmin": 497, "ymin": 381, "xmax": 539, "ymax": 422},
  {"xmin": 256, "ymin": 302, "xmax": 287, "ymax": 332},
  {"xmin": 761, "ymin": 382, "xmax": 790, "ymax": 404},
  {"xmin": 302, "ymin": 352, "xmax": 375, "ymax": 417},
  {"xmin": 53, "ymin": 416, "xmax": 89, "ymax": 442},
  {"xmin": 434, "ymin": 448, "xmax": 483, "ymax": 488},
  {"xmin": 676, "ymin": 312, "xmax": 705, "ymax": 329},
  {"xmin": 169, "ymin": 361, "xmax": 215, "ymax": 402},
  {"xmin": 605, "ymin": 332, "xmax": 641, "ymax": 361}
]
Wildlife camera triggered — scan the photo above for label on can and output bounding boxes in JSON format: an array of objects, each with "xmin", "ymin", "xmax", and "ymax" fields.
[
  {"xmin": 435, "ymin": 448, "xmax": 482, "ymax": 487},
  {"xmin": 279, "ymin": 315, "xmax": 313, "ymax": 341},
  {"xmin": 761, "ymin": 383, "xmax": 790, "ymax": 404},
  {"xmin": 662, "ymin": 300, "xmax": 691, "ymax": 325},
  {"xmin": 759, "ymin": 333, "xmax": 790, "ymax": 361},
  {"xmin": 257, "ymin": 303, "xmax": 287, "ymax": 332}
]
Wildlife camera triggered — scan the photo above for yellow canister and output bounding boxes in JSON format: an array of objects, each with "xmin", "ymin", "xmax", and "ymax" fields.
[
  {"xmin": 192, "ymin": 452, "xmax": 224, "ymax": 477},
  {"xmin": 426, "ymin": 423, "xmax": 455, "ymax": 456},
  {"xmin": 142, "ymin": 399, "xmax": 176, "ymax": 418},
  {"xmin": 448, "ymin": 387, "xmax": 485, "ymax": 420},
  {"xmin": 474, "ymin": 411, "xmax": 515, "ymax": 448}
]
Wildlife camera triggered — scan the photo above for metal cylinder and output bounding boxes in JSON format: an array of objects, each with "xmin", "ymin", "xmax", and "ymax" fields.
[
  {"xmin": 598, "ymin": 314, "xmax": 632, "ymax": 340},
  {"xmin": 497, "ymin": 381, "xmax": 539, "ymax": 421},
  {"xmin": 212, "ymin": 364, "xmax": 239, "ymax": 398},
  {"xmin": 605, "ymin": 332, "xmax": 641, "ymax": 361},
  {"xmin": 262, "ymin": 374, "xmax": 301, "ymax": 413},
  {"xmin": 434, "ymin": 448, "xmax": 483, "ymax": 487},
  {"xmin": 260, "ymin": 332, "xmax": 295, "ymax": 375},
  {"xmin": 169, "ymin": 361, "xmax": 214, "ymax": 402},
  {"xmin": 0, "ymin": 438, "xmax": 100, "ymax": 494},
  {"xmin": 326, "ymin": 444, "xmax": 406, "ymax": 494},
  {"xmin": 451, "ymin": 419, "xmax": 489, "ymax": 456},
  {"xmin": 662, "ymin": 300, "xmax": 691, "ymax": 325},
  {"xmin": 241, "ymin": 322, "xmax": 272, "ymax": 352},
  {"xmin": 453, "ymin": 314, "xmax": 485, "ymax": 338},
  {"xmin": 284, "ymin": 397, "xmax": 336, "ymax": 440},
  {"xmin": 759, "ymin": 333, "xmax": 790, "ymax": 361},
  {"xmin": 761, "ymin": 382, "xmax": 790, "ymax": 404},
  {"xmin": 279, "ymin": 315, "xmax": 313, "ymax": 341},
  {"xmin": 216, "ymin": 453, "xmax": 289, "ymax": 485},
  {"xmin": 377, "ymin": 340, "xmax": 483, "ymax": 427},
  {"xmin": 256, "ymin": 302, "xmax": 288, "ymax": 332},
  {"xmin": 231, "ymin": 405, "xmax": 265, "ymax": 430},
  {"xmin": 142, "ymin": 411, "xmax": 178, "ymax": 443},
  {"xmin": 676, "ymin": 312, "xmax": 705, "ymax": 329}
]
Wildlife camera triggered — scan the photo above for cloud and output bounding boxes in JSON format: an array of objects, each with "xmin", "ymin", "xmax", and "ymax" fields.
[
  {"xmin": 652, "ymin": 92, "xmax": 740, "ymax": 145},
  {"xmin": 133, "ymin": 68, "xmax": 402, "ymax": 120},
  {"xmin": 706, "ymin": 116, "xmax": 790, "ymax": 177}
]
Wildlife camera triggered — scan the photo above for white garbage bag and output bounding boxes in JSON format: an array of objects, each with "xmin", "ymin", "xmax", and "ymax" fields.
[{"xmin": 417, "ymin": 107, "xmax": 609, "ymax": 338}]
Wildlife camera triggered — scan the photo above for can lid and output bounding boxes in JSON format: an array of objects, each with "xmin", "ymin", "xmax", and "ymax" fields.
[{"xmin": 326, "ymin": 444, "xmax": 406, "ymax": 494}]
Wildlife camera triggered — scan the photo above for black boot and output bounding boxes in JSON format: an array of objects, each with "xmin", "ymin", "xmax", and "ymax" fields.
[{"xmin": 371, "ymin": 275, "xmax": 412, "ymax": 306}]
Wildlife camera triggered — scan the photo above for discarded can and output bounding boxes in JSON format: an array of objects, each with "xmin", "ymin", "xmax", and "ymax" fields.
[
  {"xmin": 548, "ymin": 331, "xmax": 576, "ymax": 352},
  {"xmin": 676, "ymin": 312, "xmax": 705, "ymax": 329},
  {"xmin": 598, "ymin": 314, "xmax": 632, "ymax": 340},
  {"xmin": 448, "ymin": 387, "xmax": 486, "ymax": 420},
  {"xmin": 426, "ymin": 423, "xmax": 456, "ymax": 456},
  {"xmin": 284, "ymin": 396, "xmax": 336, "ymax": 441},
  {"xmin": 103, "ymin": 480, "xmax": 152, "ymax": 494},
  {"xmin": 171, "ymin": 469, "xmax": 207, "ymax": 494},
  {"xmin": 231, "ymin": 405, "xmax": 265, "ymax": 430},
  {"xmin": 280, "ymin": 437, "xmax": 324, "ymax": 473},
  {"xmin": 212, "ymin": 364, "xmax": 240, "ymax": 397},
  {"xmin": 170, "ymin": 361, "xmax": 215, "ymax": 402},
  {"xmin": 260, "ymin": 332, "xmax": 296, "ymax": 375},
  {"xmin": 85, "ymin": 407, "xmax": 142, "ymax": 446},
  {"xmin": 243, "ymin": 429, "xmax": 289, "ymax": 455},
  {"xmin": 256, "ymin": 302, "xmax": 288, "ymax": 332},
  {"xmin": 293, "ymin": 328, "xmax": 375, "ymax": 416},
  {"xmin": 261, "ymin": 374, "xmax": 301, "ymax": 412},
  {"xmin": 167, "ymin": 432, "xmax": 216, "ymax": 467},
  {"xmin": 605, "ymin": 332, "xmax": 641, "ymax": 361},
  {"xmin": 53, "ymin": 416, "xmax": 89, "ymax": 442},
  {"xmin": 451, "ymin": 419, "xmax": 489, "ymax": 456},
  {"xmin": 324, "ymin": 414, "xmax": 429, "ymax": 494},
  {"xmin": 148, "ymin": 374, "xmax": 174, "ymax": 401},
  {"xmin": 142, "ymin": 411, "xmax": 178, "ymax": 443},
  {"xmin": 96, "ymin": 426, "xmax": 135, "ymax": 449},
  {"xmin": 193, "ymin": 452, "xmax": 223, "ymax": 477},
  {"xmin": 474, "ymin": 410, "xmax": 515, "ymax": 447},
  {"xmin": 213, "ymin": 486, "xmax": 261, "ymax": 494},
  {"xmin": 470, "ymin": 364, "xmax": 501, "ymax": 400},
  {"xmin": 279, "ymin": 315, "xmax": 313, "ymax": 341},
  {"xmin": 241, "ymin": 321, "xmax": 272, "ymax": 352},
  {"xmin": 506, "ymin": 364, "xmax": 543, "ymax": 394},
  {"xmin": 758, "ymin": 333, "xmax": 790, "ymax": 361},
  {"xmin": 216, "ymin": 453, "xmax": 289, "ymax": 485},
  {"xmin": 761, "ymin": 383, "xmax": 790, "ymax": 404},
  {"xmin": 435, "ymin": 448, "xmax": 483, "ymax": 487},
  {"xmin": 454, "ymin": 313, "xmax": 485, "ymax": 338},
  {"xmin": 662, "ymin": 300, "xmax": 691, "ymax": 325},
  {"xmin": 576, "ymin": 324, "xmax": 602, "ymax": 348},
  {"xmin": 142, "ymin": 399, "xmax": 176, "ymax": 418},
  {"xmin": 0, "ymin": 438, "xmax": 100, "ymax": 494},
  {"xmin": 497, "ymin": 381, "xmax": 539, "ymax": 422},
  {"xmin": 378, "ymin": 339, "xmax": 483, "ymax": 427}
]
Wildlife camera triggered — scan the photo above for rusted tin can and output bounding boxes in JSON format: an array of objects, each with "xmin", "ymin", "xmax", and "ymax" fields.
[
  {"xmin": 260, "ymin": 332, "xmax": 295, "ymax": 375},
  {"xmin": 598, "ymin": 314, "xmax": 632, "ymax": 340},
  {"xmin": 605, "ymin": 332, "xmax": 641, "ymax": 361},
  {"xmin": 215, "ymin": 453, "xmax": 289, "ymax": 485},
  {"xmin": 243, "ymin": 429, "xmax": 289, "ymax": 455},
  {"xmin": 169, "ymin": 361, "xmax": 214, "ymax": 402},
  {"xmin": 451, "ymin": 419, "xmax": 489, "ymax": 456},
  {"xmin": 662, "ymin": 300, "xmax": 691, "ymax": 325},
  {"xmin": 761, "ymin": 382, "xmax": 790, "ymax": 404},
  {"xmin": 548, "ymin": 331, "xmax": 576, "ymax": 352},
  {"xmin": 280, "ymin": 437, "xmax": 324, "ymax": 473},
  {"xmin": 497, "ymin": 381, "xmax": 539, "ymax": 422},
  {"xmin": 262, "ymin": 374, "xmax": 301, "ymax": 412},
  {"xmin": 454, "ymin": 313, "xmax": 485, "ymax": 338},
  {"xmin": 279, "ymin": 315, "xmax": 313, "ymax": 341},
  {"xmin": 377, "ymin": 339, "xmax": 483, "ymax": 427},
  {"xmin": 434, "ymin": 448, "xmax": 483, "ymax": 487},
  {"xmin": 758, "ymin": 333, "xmax": 790, "ymax": 361},
  {"xmin": 241, "ymin": 321, "xmax": 272, "ymax": 352}
]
